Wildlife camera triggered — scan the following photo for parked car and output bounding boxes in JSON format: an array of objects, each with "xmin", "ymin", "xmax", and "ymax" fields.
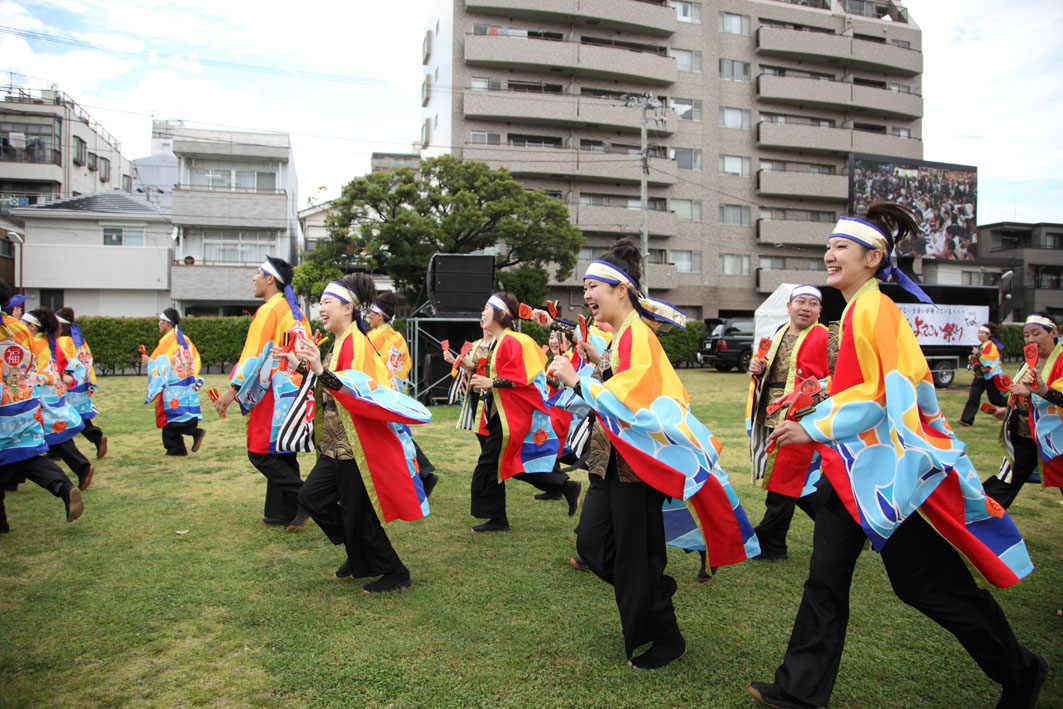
[{"xmin": 697, "ymin": 317, "xmax": 754, "ymax": 372}]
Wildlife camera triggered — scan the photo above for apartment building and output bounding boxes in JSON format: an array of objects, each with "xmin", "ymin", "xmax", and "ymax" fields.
[
  {"xmin": 157, "ymin": 120, "xmax": 301, "ymax": 315},
  {"xmin": 1, "ymin": 86, "xmax": 135, "ymax": 215},
  {"xmin": 422, "ymin": 0, "xmax": 923, "ymax": 318},
  {"xmin": 971, "ymin": 222, "xmax": 1063, "ymax": 322}
]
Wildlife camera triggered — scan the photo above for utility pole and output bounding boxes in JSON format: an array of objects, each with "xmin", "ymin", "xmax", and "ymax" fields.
[{"xmin": 627, "ymin": 93, "xmax": 662, "ymax": 297}]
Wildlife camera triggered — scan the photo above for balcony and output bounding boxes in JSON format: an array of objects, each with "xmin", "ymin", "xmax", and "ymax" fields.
[
  {"xmin": 464, "ymin": 34, "xmax": 677, "ymax": 85},
  {"xmin": 757, "ymin": 75, "xmax": 922, "ymax": 119},
  {"xmin": 757, "ymin": 27, "xmax": 921, "ymax": 76},
  {"xmin": 464, "ymin": 90, "xmax": 676, "ymax": 135},
  {"xmin": 574, "ymin": 203, "xmax": 678, "ymax": 236},
  {"xmin": 851, "ymin": 84, "xmax": 922, "ymax": 119},
  {"xmin": 757, "ymin": 122, "xmax": 851, "ymax": 154},
  {"xmin": 462, "ymin": 145, "xmax": 677, "ymax": 186},
  {"xmin": 170, "ymin": 263, "xmax": 260, "ymax": 303},
  {"xmin": 757, "ymin": 170, "xmax": 849, "ymax": 201},
  {"xmin": 757, "ymin": 219, "xmax": 831, "ymax": 247},
  {"xmin": 851, "ymin": 130, "xmax": 922, "ymax": 160},
  {"xmin": 551, "ymin": 258, "xmax": 677, "ymax": 287},
  {"xmin": 171, "ymin": 186, "xmax": 289, "ymax": 229},
  {"xmin": 757, "ymin": 268, "xmax": 826, "ymax": 294},
  {"xmin": 464, "ymin": 0, "xmax": 676, "ymax": 36}
]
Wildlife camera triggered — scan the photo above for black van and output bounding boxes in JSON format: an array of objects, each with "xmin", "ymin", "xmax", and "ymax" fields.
[{"xmin": 697, "ymin": 317, "xmax": 755, "ymax": 372}]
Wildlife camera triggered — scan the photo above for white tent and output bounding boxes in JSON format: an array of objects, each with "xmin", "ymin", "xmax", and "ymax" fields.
[{"xmin": 753, "ymin": 283, "xmax": 799, "ymax": 346}]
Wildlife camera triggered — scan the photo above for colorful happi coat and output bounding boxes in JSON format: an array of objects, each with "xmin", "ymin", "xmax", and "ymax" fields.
[
  {"xmin": 745, "ymin": 322, "xmax": 829, "ymax": 498},
  {"xmin": 28, "ymin": 333, "xmax": 84, "ymax": 446},
  {"xmin": 483, "ymin": 329, "xmax": 560, "ymax": 480},
  {"xmin": 1000, "ymin": 342, "xmax": 1063, "ymax": 490},
  {"xmin": 145, "ymin": 327, "xmax": 202, "ymax": 428},
  {"xmin": 977, "ymin": 339, "xmax": 1009, "ymax": 393},
  {"xmin": 321, "ymin": 322, "xmax": 431, "ymax": 522},
  {"xmin": 547, "ymin": 326, "xmax": 612, "ymax": 460},
  {"xmin": 230, "ymin": 293, "xmax": 311, "ymax": 454},
  {"xmin": 58, "ymin": 330, "xmax": 97, "ymax": 421},
  {"xmin": 799, "ymin": 280, "xmax": 1032, "ymax": 588},
  {"xmin": 577, "ymin": 310, "xmax": 759, "ymax": 567},
  {"xmin": 0, "ymin": 316, "xmax": 47, "ymax": 464},
  {"xmin": 368, "ymin": 324, "xmax": 412, "ymax": 393}
]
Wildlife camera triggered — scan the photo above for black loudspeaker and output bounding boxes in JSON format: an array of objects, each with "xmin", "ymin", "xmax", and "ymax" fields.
[
  {"xmin": 428, "ymin": 254, "xmax": 495, "ymax": 314},
  {"xmin": 411, "ymin": 318, "xmax": 485, "ymax": 401}
]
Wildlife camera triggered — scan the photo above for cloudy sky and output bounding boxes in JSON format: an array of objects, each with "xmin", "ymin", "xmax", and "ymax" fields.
[{"xmin": 2, "ymin": 0, "xmax": 1060, "ymax": 223}]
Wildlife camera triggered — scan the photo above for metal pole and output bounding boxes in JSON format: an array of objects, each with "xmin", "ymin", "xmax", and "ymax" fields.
[{"xmin": 640, "ymin": 101, "xmax": 650, "ymax": 297}]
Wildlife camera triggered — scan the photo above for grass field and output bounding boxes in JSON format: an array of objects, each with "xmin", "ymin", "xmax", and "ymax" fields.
[{"xmin": 1, "ymin": 368, "xmax": 1060, "ymax": 708}]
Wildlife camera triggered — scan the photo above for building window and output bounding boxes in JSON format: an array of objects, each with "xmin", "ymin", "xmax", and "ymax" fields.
[
  {"xmin": 719, "ymin": 59, "xmax": 751, "ymax": 82},
  {"xmin": 671, "ymin": 250, "xmax": 702, "ymax": 273},
  {"xmin": 87, "ymin": 152, "xmax": 98, "ymax": 171},
  {"xmin": 102, "ymin": 227, "xmax": 145, "ymax": 246},
  {"xmin": 670, "ymin": 1, "xmax": 702, "ymax": 23},
  {"xmin": 471, "ymin": 77, "xmax": 503, "ymax": 91},
  {"xmin": 190, "ymin": 168, "xmax": 277, "ymax": 192},
  {"xmin": 720, "ymin": 253, "xmax": 750, "ymax": 276},
  {"xmin": 719, "ymin": 155, "xmax": 751, "ymax": 177},
  {"xmin": 759, "ymin": 256, "xmax": 786, "ymax": 271},
  {"xmin": 671, "ymin": 199, "xmax": 702, "ymax": 222},
  {"xmin": 890, "ymin": 126, "xmax": 911, "ymax": 138},
  {"xmin": 1037, "ymin": 267, "xmax": 1063, "ymax": 290},
  {"xmin": 719, "ymin": 107, "xmax": 751, "ymax": 130},
  {"xmin": 853, "ymin": 122, "xmax": 886, "ymax": 134},
  {"xmin": 647, "ymin": 248, "xmax": 668, "ymax": 265},
  {"xmin": 470, "ymin": 131, "xmax": 501, "ymax": 145},
  {"xmin": 891, "ymin": 39, "xmax": 912, "ymax": 49},
  {"xmin": 39, "ymin": 289, "xmax": 63, "ymax": 311},
  {"xmin": 0, "ymin": 239, "xmax": 13, "ymax": 258},
  {"xmin": 421, "ymin": 75, "xmax": 431, "ymax": 106},
  {"xmin": 670, "ymin": 98, "xmax": 702, "ymax": 121},
  {"xmin": 73, "ymin": 136, "xmax": 87, "ymax": 166},
  {"xmin": 579, "ymin": 246, "xmax": 607, "ymax": 261},
  {"xmin": 671, "ymin": 148, "xmax": 702, "ymax": 171},
  {"xmin": 719, "ymin": 12, "xmax": 751, "ymax": 35},
  {"xmin": 541, "ymin": 190, "xmax": 563, "ymax": 200},
  {"xmin": 421, "ymin": 119, "xmax": 431, "ymax": 147},
  {"xmin": 509, "ymin": 134, "xmax": 562, "ymax": 148},
  {"xmin": 202, "ymin": 230, "xmax": 275, "ymax": 264},
  {"xmin": 0, "ymin": 119, "xmax": 62, "ymax": 165},
  {"xmin": 99, "ymin": 156, "xmax": 110, "ymax": 182},
  {"xmin": 509, "ymin": 80, "xmax": 563, "ymax": 94},
  {"xmin": 1045, "ymin": 233, "xmax": 1063, "ymax": 249},
  {"xmin": 670, "ymin": 49, "xmax": 702, "ymax": 73},
  {"xmin": 720, "ymin": 204, "xmax": 752, "ymax": 226},
  {"xmin": 889, "ymin": 83, "xmax": 912, "ymax": 94}
]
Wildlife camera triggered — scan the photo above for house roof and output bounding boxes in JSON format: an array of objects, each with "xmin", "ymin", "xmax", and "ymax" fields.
[{"xmin": 27, "ymin": 192, "xmax": 164, "ymax": 216}]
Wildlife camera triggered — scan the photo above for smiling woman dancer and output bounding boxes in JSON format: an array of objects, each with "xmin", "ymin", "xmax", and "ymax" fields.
[
  {"xmin": 550, "ymin": 238, "xmax": 758, "ymax": 671},
  {"xmin": 748, "ymin": 203, "xmax": 1045, "ymax": 709},
  {"xmin": 275, "ymin": 274, "xmax": 432, "ymax": 594}
]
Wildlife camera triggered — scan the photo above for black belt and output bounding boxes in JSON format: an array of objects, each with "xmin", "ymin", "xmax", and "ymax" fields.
[{"xmin": 765, "ymin": 381, "xmax": 786, "ymax": 388}]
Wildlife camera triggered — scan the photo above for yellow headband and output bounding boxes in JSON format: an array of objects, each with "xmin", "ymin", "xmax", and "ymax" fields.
[
  {"xmin": 831, "ymin": 217, "xmax": 890, "ymax": 252},
  {"xmin": 323, "ymin": 281, "xmax": 359, "ymax": 307}
]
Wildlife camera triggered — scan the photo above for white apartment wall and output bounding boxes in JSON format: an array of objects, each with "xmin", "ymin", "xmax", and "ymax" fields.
[
  {"xmin": 20, "ymin": 287, "xmax": 174, "ymax": 318},
  {"xmin": 422, "ymin": 0, "xmax": 455, "ymax": 158}
]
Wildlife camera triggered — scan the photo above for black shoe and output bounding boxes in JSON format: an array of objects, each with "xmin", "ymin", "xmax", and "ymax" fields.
[
  {"xmin": 420, "ymin": 472, "xmax": 439, "ymax": 499},
  {"xmin": 747, "ymin": 681, "xmax": 816, "ymax": 709},
  {"xmin": 78, "ymin": 465, "xmax": 95, "ymax": 491},
  {"xmin": 996, "ymin": 654, "xmax": 1049, "ymax": 709},
  {"xmin": 534, "ymin": 491, "xmax": 563, "ymax": 500},
  {"xmin": 363, "ymin": 569, "xmax": 411, "ymax": 594},
  {"xmin": 165, "ymin": 450, "xmax": 188, "ymax": 456},
  {"xmin": 570, "ymin": 556, "xmax": 590, "ymax": 571},
  {"xmin": 258, "ymin": 517, "xmax": 287, "ymax": 527},
  {"xmin": 752, "ymin": 551, "xmax": 789, "ymax": 561},
  {"xmin": 64, "ymin": 486, "xmax": 84, "ymax": 523},
  {"xmin": 472, "ymin": 519, "xmax": 510, "ymax": 533},
  {"xmin": 286, "ymin": 508, "xmax": 311, "ymax": 532},
  {"xmin": 562, "ymin": 480, "xmax": 582, "ymax": 517},
  {"xmin": 629, "ymin": 636, "xmax": 687, "ymax": 670},
  {"xmin": 335, "ymin": 560, "xmax": 353, "ymax": 579},
  {"xmin": 192, "ymin": 429, "xmax": 207, "ymax": 453},
  {"xmin": 957, "ymin": 420, "xmax": 973, "ymax": 427}
]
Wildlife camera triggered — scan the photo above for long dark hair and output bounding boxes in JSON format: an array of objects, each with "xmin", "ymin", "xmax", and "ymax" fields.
[
  {"xmin": 599, "ymin": 238, "xmax": 643, "ymax": 289},
  {"xmin": 373, "ymin": 291, "xmax": 401, "ymax": 321},
  {"xmin": 29, "ymin": 307, "xmax": 59, "ymax": 338},
  {"xmin": 864, "ymin": 201, "xmax": 918, "ymax": 270},
  {"xmin": 339, "ymin": 273, "xmax": 376, "ymax": 336},
  {"xmin": 489, "ymin": 292, "xmax": 519, "ymax": 329}
]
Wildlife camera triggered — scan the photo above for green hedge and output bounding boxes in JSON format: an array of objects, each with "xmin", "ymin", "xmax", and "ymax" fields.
[
  {"xmin": 999, "ymin": 324, "xmax": 1024, "ymax": 360},
  {"xmin": 77, "ymin": 316, "xmax": 252, "ymax": 375}
]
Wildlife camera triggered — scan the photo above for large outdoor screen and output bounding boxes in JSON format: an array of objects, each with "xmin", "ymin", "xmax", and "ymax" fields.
[{"xmin": 849, "ymin": 154, "xmax": 978, "ymax": 261}]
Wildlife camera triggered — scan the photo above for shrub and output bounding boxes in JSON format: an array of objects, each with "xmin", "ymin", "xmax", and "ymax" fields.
[{"xmin": 77, "ymin": 316, "xmax": 252, "ymax": 375}]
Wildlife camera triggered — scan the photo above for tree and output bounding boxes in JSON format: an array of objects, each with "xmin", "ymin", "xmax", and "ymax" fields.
[{"xmin": 294, "ymin": 155, "xmax": 584, "ymax": 306}]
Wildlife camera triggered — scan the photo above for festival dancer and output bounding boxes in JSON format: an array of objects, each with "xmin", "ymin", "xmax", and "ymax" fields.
[
  {"xmin": 366, "ymin": 290, "xmax": 439, "ymax": 497},
  {"xmin": 958, "ymin": 321, "xmax": 1008, "ymax": 427},
  {"xmin": 56, "ymin": 307, "xmax": 107, "ymax": 459},
  {"xmin": 748, "ymin": 203, "xmax": 1045, "ymax": 709},
  {"xmin": 213, "ymin": 257, "xmax": 311, "ymax": 530},
  {"xmin": 142, "ymin": 308, "xmax": 206, "ymax": 456},
  {"xmin": 981, "ymin": 312, "xmax": 1063, "ymax": 508},
  {"xmin": 452, "ymin": 292, "xmax": 576, "ymax": 532},
  {"xmin": 0, "ymin": 279, "xmax": 84, "ymax": 531},
  {"xmin": 275, "ymin": 275, "xmax": 431, "ymax": 593},
  {"xmin": 21, "ymin": 308, "xmax": 94, "ymax": 491},
  {"xmin": 549, "ymin": 239, "xmax": 759, "ymax": 670},
  {"xmin": 745, "ymin": 285, "xmax": 828, "ymax": 561}
]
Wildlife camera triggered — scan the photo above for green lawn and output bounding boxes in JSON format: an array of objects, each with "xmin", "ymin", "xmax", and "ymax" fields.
[{"xmin": 1, "ymin": 369, "xmax": 1060, "ymax": 708}]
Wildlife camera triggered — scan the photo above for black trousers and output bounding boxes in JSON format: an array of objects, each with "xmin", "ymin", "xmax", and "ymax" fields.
[
  {"xmin": 48, "ymin": 438, "xmax": 91, "ymax": 487},
  {"xmin": 575, "ymin": 456, "xmax": 681, "ymax": 659},
  {"xmin": 774, "ymin": 489, "xmax": 1038, "ymax": 707},
  {"xmin": 754, "ymin": 490, "xmax": 818, "ymax": 557},
  {"xmin": 162, "ymin": 419, "xmax": 203, "ymax": 456},
  {"xmin": 960, "ymin": 375, "xmax": 1007, "ymax": 425},
  {"xmin": 80, "ymin": 419, "xmax": 104, "ymax": 450},
  {"xmin": 982, "ymin": 427, "xmax": 1039, "ymax": 510},
  {"xmin": 470, "ymin": 415, "xmax": 569, "ymax": 522},
  {"xmin": 247, "ymin": 451, "xmax": 303, "ymax": 523},
  {"xmin": 0, "ymin": 455, "xmax": 75, "ymax": 530},
  {"xmin": 300, "ymin": 455, "xmax": 404, "ymax": 578},
  {"xmin": 414, "ymin": 440, "xmax": 436, "ymax": 478}
]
